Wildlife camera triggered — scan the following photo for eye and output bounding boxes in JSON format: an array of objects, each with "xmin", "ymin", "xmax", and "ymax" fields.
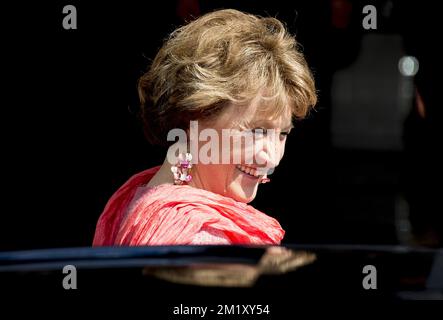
[
  {"xmin": 251, "ymin": 127, "xmax": 268, "ymax": 136},
  {"xmin": 279, "ymin": 130, "xmax": 291, "ymax": 140}
]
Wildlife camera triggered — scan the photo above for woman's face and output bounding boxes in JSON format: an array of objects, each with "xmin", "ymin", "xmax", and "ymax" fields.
[{"xmin": 189, "ymin": 100, "xmax": 293, "ymax": 203}]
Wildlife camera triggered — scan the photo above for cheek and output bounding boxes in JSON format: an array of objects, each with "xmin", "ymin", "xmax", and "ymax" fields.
[{"xmin": 211, "ymin": 164, "xmax": 237, "ymax": 186}]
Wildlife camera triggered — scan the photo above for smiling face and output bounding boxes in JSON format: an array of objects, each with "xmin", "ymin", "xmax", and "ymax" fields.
[{"xmin": 188, "ymin": 98, "xmax": 293, "ymax": 203}]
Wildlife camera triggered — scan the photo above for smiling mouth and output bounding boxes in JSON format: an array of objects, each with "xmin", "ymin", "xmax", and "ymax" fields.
[{"xmin": 235, "ymin": 165, "xmax": 266, "ymax": 179}]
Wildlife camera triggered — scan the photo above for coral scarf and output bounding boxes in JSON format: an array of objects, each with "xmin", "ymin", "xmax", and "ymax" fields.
[{"xmin": 93, "ymin": 166, "xmax": 284, "ymax": 246}]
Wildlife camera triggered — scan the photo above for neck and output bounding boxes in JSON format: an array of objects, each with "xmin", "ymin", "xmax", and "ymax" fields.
[
  {"xmin": 187, "ymin": 164, "xmax": 206, "ymax": 190},
  {"xmin": 146, "ymin": 157, "xmax": 175, "ymax": 188}
]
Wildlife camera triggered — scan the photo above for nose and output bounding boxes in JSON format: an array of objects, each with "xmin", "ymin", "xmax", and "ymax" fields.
[{"xmin": 254, "ymin": 134, "xmax": 285, "ymax": 170}]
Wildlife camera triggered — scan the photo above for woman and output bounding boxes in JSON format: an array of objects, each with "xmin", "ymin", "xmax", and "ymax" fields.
[{"xmin": 93, "ymin": 9, "xmax": 317, "ymax": 246}]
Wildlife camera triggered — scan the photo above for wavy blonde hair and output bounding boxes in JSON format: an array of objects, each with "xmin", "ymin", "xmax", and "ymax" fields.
[{"xmin": 138, "ymin": 9, "xmax": 317, "ymax": 145}]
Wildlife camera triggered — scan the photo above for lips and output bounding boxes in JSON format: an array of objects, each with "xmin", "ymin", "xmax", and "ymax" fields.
[{"xmin": 235, "ymin": 165, "xmax": 267, "ymax": 178}]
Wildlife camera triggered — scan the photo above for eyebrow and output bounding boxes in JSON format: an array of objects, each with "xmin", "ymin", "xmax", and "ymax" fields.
[
  {"xmin": 282, "ymin": 123, "xmax": 294, "ymax": 131},
  {"xmin": 252, "ymin": 120, "xmax": 294, "ymax": 131}
]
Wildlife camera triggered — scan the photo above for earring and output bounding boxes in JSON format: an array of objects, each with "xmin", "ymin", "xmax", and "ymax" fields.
[
  {"xmin": 171, "ymin": 153, "xmax": 193, "ymax": 185},
  {"xmin": 260, "ymin": 177, "xmax": 271, "ymax": 184}
]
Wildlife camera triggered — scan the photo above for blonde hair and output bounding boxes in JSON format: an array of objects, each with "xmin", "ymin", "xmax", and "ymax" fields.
[{"xmin": 138, "ymin": 9, "xmax": 317, "ymax": 145}]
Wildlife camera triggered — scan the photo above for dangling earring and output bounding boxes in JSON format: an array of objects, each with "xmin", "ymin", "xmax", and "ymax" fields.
[
  {"xmin": 260, "ymin": 177, "xmax": 270, "ymax": 184},
  {"xmin": 171, "ymin": 153, "xmax": 193, "ymax": 185}
]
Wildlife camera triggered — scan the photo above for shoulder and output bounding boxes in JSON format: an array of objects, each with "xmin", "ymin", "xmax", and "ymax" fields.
[
  {"xmin": 128, "ymin": 184, "xmax": 226, "ymax": 213},
  {"xmin": 115, "ymin": 184, "xmax": 224, "ymax": 245},
  {"xmin": 114, "ymin": 183, "xmax": 284, "ymax": 246}
]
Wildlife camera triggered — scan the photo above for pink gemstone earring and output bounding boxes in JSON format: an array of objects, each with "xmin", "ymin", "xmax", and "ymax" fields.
[
  {"xmin": 260, "ymin": 177, "xmax": 271, "ymax": 184},
  {"xmin": 171, "ymin": 153, "xmax": 193, "ymax": 185}
]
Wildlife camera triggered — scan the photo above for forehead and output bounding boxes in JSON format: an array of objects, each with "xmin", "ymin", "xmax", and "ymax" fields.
[
  {"xmin": 251, "ymin": 117, "xmax": 293, "ymax": 129},
  {"xmin": 216, "ymin": 98, "xmax": 293, "ymax": 130}
]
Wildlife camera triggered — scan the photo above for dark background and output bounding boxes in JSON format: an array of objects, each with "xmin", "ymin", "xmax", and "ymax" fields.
[{"xmin": 2, "ymin": 0, "xmax": 441, "ymax": 250}]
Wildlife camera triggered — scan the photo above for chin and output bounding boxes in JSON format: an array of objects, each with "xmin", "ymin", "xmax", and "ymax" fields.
[{"xmin": 227, "ymin": 184, "xmax": 259, "ymax": 203}]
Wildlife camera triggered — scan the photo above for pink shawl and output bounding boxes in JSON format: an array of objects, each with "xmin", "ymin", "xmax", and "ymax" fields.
[{"xmin": 93, "ymin": 166, "xmax": 284, "ymax": 246}]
